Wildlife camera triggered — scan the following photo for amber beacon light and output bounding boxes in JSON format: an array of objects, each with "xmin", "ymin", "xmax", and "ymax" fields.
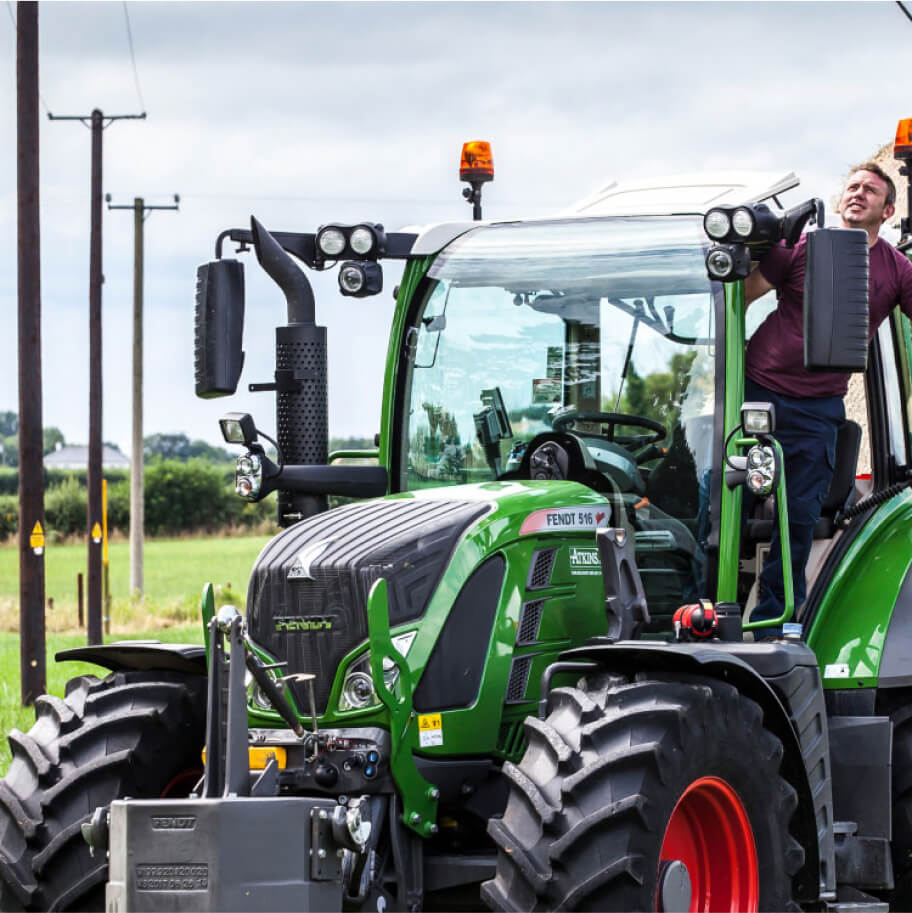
[
  {"xmin": 460, "ymin": 140, "xmax": 494, "ymax": 221},
  {"xmin": 894, "ymin": 118, "xmax": 912, "ymax": 247},
  {"xmin": 894, "ymin": 118, "xmax": 912, "ymax": 160}
]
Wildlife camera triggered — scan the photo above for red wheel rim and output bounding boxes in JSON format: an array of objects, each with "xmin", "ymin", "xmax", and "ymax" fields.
[
  {"xmin": 658, "ymin": 776, "xmax": 758, "ymax": 912},
  {"xmin": 159, "ymin": 768, "xmax": 203, "ymax": 798}
]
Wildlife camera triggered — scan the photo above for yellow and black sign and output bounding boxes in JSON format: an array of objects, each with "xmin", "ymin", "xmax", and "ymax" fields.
[
  {"xmin": 91, "ymin": 522, "xmax": 102, "ymax": 543},
  {"xmin": 29, "ymin": 522, "xmax": 44, "ymax": 555}
]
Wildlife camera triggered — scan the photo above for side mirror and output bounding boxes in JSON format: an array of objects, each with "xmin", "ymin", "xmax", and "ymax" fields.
[
  {"xmin": 804, "ymin": 228, "xmax": 869, "ymax": 372},
  {"xmin": 195, "ymin": 259, "xmax": 245, "ymax": 398}
]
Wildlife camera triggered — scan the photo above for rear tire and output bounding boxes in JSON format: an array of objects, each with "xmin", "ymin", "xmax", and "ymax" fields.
[
  {"xmin": 0, "ymin": 669, "xmax": 206, "ymax": 911},
  {"xmin": 482, "ymin": 671, "xmax": 803, "ymax": 912}
]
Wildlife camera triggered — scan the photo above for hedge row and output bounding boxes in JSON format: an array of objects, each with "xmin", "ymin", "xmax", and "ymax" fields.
[
  {"xmin": 0, "ymin": 460, "xmax": 275, "ymax": 541},
  {"xmin": 0, "ymin": 467, "xmax": 128, "ymax": 496}
]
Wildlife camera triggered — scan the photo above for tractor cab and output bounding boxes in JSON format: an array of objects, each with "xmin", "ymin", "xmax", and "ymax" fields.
[{"xmin": 395, "ymin": 214, "xmax": 719, "ymax": 628}]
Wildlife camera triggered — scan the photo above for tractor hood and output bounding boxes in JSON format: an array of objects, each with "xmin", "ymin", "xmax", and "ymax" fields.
[{"xmin": 245, "ymin": 481, "xmax": 612, "ymax": 718}]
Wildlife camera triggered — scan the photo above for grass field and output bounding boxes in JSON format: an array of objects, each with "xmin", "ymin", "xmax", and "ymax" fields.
[
  {"xmin": 0, "ymin": 534, "xmax": 271, "ymax": 632},
  {"xmin": 0, "ymin": 534, "xmax": 271, "ymax": 773}
]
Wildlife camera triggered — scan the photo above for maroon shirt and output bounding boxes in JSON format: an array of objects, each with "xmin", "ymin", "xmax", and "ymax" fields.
[{"xmin": 746, "ymin": 234, "xmax": 912, "ymax": 397}]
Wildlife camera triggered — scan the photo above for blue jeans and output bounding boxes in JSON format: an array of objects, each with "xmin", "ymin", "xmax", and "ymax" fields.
[{"xmin": 745, "ymin": 379, "xmax": 845, "ymax": 636}]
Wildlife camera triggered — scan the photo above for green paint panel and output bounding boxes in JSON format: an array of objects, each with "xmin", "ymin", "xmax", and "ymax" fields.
[{"xmin": 808, "ymin": 490, "xmax": 912, "ymax": 688}]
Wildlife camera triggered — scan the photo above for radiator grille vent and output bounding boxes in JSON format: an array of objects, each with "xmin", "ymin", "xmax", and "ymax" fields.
[
  {"xmin": 505, "ymin": 657, "xmax": 532, "ymax": 703},
  {"xmin": 517, "ymin": 600, "xmax": 544, "ymax": 645},
  {"xmin": 528, "ymin": 548, "xmax": 557, "ymax": 590}
]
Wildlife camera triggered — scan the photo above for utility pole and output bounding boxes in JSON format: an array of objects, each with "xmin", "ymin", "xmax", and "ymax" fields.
[
  {"xmin": 106, "ymin": 194, "xmax": 180, "ymax": 597},
  {"xmin": 48, "ymin": 108, "xmax": 145, "ymax": 646},
  {"xmin": 17, "ymin": 0, "xmax": 46, "ymax": 704}
]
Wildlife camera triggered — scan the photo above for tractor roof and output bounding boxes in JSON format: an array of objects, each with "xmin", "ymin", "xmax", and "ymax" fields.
[
  {"xmin": 408, "ymin": 171, "xmax": 800, "ymax": 255},
  {"xmin": 564, "ymin": 171, "xmax": 799, "ymax": 217}
]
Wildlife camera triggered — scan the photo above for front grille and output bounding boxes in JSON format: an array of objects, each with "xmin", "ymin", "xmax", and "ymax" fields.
[{"xmin": 246, "ymin": 497, "xmax": 489, "ymax": 714}]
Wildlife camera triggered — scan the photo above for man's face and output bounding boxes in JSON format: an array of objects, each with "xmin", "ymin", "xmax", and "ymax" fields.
[{"xmin": 838, "ymin": 169, "xmax": 895, "ymax": 231}]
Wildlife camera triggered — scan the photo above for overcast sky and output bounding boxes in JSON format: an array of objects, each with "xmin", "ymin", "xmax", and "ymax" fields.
[{"xmin": 2, "ymin": 1, "xmax": 910, "ymax": 454}]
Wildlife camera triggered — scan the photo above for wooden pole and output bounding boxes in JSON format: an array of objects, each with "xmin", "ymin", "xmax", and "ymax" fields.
[
  {"xmin": 16, "ymin": 0, "xmax": 46, "ymax": 704},
  {"xmin": 130, "ymin": 198, "xmax": 144, "ymax": 596},
  {"xmin": 86, "ymin": 108, "xmax": 103, "ymax": 646}
]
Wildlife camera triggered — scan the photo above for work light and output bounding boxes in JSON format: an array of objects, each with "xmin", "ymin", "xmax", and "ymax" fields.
[
  {"xmin": 731, "ymin": 207, "xmax": 755, "ymax": 238},
  {"xmin": 316, "ymin": 227, "xmax": 346, "ymax": 258},
  {"xmin": 350, "ymin": 225, "xmax": 377, "ymax": 256},
  {"xmin": 741, "ymin": 401, "xmax": 776, "ymax": 435},
  {"xmin": 338, "ymin": 260, "xmax": 383, "ymax": 297},
  {"xmin": 704, "ymin": 209, "xmax": 731, "ymax": 240},
  {"xmin": 705, "ymin": 244, "xmax": 751, "ymax": 282},
  {"xmin": 220, "ymin": 412, "xmax": 258, "ymax": 445}
]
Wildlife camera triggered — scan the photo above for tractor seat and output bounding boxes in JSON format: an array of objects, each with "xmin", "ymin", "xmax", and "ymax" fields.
[{"xmin": 745, "ymin": 420, "xmax": 862, "ymax": 542}]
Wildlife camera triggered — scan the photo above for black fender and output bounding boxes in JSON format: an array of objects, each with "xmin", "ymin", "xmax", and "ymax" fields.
[
  {"xmin": 56, "ymin": 642, "xmax": 207, "ymax": 677},
  {"xmin": 548, "ymin": 639, "xmax": 833, "ymax": 903}
]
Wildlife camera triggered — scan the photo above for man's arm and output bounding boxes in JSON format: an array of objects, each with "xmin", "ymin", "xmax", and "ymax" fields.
[{"xmin": 744, "ymin": 265, "xmax": 774, "ymax": 306}]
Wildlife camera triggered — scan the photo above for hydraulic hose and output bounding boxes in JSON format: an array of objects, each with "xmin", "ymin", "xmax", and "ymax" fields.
[{"xmin": 836, "ymin": 471, "xmax": 912, "ymax": 525}]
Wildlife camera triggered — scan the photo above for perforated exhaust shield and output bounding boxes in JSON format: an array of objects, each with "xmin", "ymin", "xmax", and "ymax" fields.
[{"xmin": 275, "ymin": 323, "xmax": 327, "ymax": 523}]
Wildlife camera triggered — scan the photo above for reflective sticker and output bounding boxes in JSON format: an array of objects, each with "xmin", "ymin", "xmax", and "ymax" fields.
[
  {"xmin": 824, "ymin": 663, "xmax": 850, "ymax": 679},
  {"xmin": 418, "ymin": 713, "xmax": 443, "ymax": 748},
  {"xmin": 520, "ymin": 506, "xmax": 609, "ymax": 536},
  {"xmin": 568, "ymin": 546, "xmax": 601, "ymax": 576}
]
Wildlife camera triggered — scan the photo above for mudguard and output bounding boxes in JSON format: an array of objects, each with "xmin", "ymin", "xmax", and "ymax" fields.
[{"xmin": 56, "ymin": 642, "xmax": 206, "ymax": 677}]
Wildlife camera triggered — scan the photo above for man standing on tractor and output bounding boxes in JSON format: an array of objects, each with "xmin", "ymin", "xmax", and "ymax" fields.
[{"xmin": 744, "ymin": 162, "xmax": 912, "ymax": 636}]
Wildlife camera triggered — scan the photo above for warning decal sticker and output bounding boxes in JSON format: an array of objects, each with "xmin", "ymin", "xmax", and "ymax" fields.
[{"xmin": 418, "ymin": 713, "xmax": 443, "ymax": 748}]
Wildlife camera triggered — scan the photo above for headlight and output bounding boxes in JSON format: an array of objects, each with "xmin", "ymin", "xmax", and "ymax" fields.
[
  {"xmin": 349, "ymin": 226, "xmax": 376, "ymax": 256},
  {"xmin": 317, "ymin": 227, "xmax": 346, "ymax": 257},
  {"xmin": 704, "ymin": 209, "xmax": 731, "ymax": 240},
  {"xmin": 338, "ymin": 631, "xmax": 418, "ymax": 712},
  {"xmin": 235, "ymin": 451, "xmax": 262, "ymax": 500},
  {"xmin": 731, "ymin": 207, "xmax": 755, "ymax": 238}
]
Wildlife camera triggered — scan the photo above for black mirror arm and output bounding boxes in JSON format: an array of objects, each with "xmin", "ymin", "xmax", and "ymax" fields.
[{"xmin": 781, "ymin": 198, "xmax": 824, "ymax": 248}]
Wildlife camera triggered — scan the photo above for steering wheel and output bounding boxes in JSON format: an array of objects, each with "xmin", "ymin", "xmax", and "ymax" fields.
[{"xmin": 552, "ymin": 410, "xmax": 667, "ymax": 448}]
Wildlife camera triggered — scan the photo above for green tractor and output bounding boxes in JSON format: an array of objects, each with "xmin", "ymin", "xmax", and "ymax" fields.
[{"xmin": 2, "ymin": 129, "xmax": 912, "ymax": 912}]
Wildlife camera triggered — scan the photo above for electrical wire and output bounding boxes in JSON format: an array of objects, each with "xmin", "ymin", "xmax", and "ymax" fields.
[
  {"xmin": 6, "ymin": 1, "xmax": 52, "ymax": 115},
  {"xmin": 122, "ymin": 1, "xmax": 146, "ymax": 113},
  {"xmin": 898, "ymin": 1, "xmax": 912, "ymax": 23}
]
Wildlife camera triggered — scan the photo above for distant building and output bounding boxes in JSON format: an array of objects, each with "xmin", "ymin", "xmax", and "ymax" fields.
[{"xmin": 44, "ymin": 445, "xmax": 129, "ymax": 470}]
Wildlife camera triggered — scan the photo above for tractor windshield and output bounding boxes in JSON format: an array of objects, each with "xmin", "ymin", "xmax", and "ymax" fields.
[{"xmin": 401, "ymin": 215, "xmax": 722, "ymax": 613}]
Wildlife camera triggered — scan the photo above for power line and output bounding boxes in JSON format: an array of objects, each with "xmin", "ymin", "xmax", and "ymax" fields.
[
  {"xmin": 898, "ymin": 1, "xmax": 912, "ymax": 23},
  {"xmin": 122, "ymin": 1, "xmax": 146, "ymax": 113},
  {"xmin": 6, "ymin": 1, "xmax": 51, "ymax": 115}
]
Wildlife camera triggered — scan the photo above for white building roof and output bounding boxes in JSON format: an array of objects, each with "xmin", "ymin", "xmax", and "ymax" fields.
[{"xmin": 44, "ymin": 445, "xmax": 130, "ymax": 470}]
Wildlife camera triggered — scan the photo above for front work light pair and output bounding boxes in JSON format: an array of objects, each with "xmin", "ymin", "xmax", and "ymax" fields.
[{"xmin": 315, "ymin": 223, "xmax": 385, "ymax": 261}]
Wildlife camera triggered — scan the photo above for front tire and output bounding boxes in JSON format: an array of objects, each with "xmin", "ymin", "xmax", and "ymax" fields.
[
  {"xmin": 0, "ymin": 669, "xmax": 206, "ymax": 911},
  {"xmin": 482, "ymin": 671, "xmax": 803, "ymax": 912}
]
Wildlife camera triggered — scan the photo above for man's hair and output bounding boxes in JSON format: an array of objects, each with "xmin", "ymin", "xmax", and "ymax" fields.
[{"xmin": 847, "ymin": 162, "xmax": 897, "ymax": 207}]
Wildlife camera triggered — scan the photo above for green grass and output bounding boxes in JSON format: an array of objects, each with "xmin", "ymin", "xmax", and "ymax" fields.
[
  {"xmin": 0, "ymin": 626, "xmax": 203, "ymax": 773},
  {"xmin": 0, "ymin": 534, "xmax": 271, "ymax": 632}
]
